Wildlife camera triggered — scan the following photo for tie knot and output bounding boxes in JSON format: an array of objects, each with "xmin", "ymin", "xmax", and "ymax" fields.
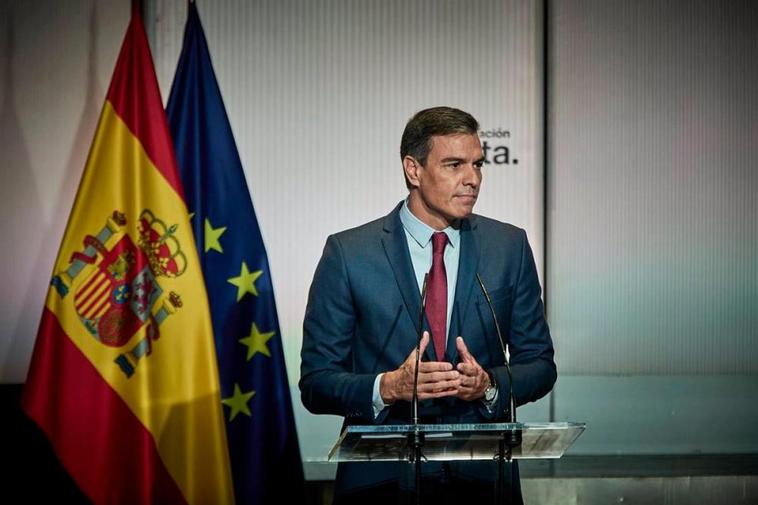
[{"xmin": 432, "ymin": 232, "xmax": 447, "ymax": 255}]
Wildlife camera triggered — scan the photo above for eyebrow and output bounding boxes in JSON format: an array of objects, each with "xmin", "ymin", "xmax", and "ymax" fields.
[{"xmin": 441, "ymin": 157, "xmax": 485, "ymax": 164}]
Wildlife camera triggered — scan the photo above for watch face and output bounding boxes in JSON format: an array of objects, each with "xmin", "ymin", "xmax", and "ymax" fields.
[
  {"xmin": 484, "ymin": 370, "xmax": 496, "ymax": 402},
  {"xmin": 485, "ymin": 386, "xmax": 496, "ymax": 402}
]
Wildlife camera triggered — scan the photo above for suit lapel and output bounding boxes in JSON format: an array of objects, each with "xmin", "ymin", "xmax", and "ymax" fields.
[
  {"xmin": 446, "ymin": 216, "xmax": 480, "ymax": 363},
  {"xmin": 381, "ymin": 204, "xmax": 438, "ymax": 359}
]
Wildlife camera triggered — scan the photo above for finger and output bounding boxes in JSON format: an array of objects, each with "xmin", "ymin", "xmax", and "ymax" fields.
[
  {"xmin": 457, "ymin": 379, "xmax": 480, "ymax": 391},
  {"xmin": 418, "ymin": 388, "xmax": 459, "ymax": 400},
  {"xmin": 405, "ymin": 331, "xmax": 431, "ymax": 363},
  {"xmin": 456, "ymin": 336, "xmax": 474, "ymax": 363},
  {"xmin": 457, "ymin": 337, "xmax": 482, "ymax": 369},
  {"xmin": 419, "ymin": 370, "xmax": 460, "ymax": 383},
  {"xmin": 454, "ymin": 382, "xmax": 482, "ymax": 397},
  {"xmin": 456, "ymin": 373, "xmax": 477, "ymax": 388},
  {"xmin": 456, "ymin": 362, "xmax": 478, "ymax": 377},
  {"xmin": 418, "ymin": 378, "xmax": 461, "ymax": 394},
  {"xmin": 419, "ymin": 331, "xmax": 430, "ymax": 354},
  {"xmin": 418, "ymin": 381, "xmax": 460, "ymax": 393},
  {"xmin": 418, "ymin": 361, "xmax": 454, "ymax": 373}
]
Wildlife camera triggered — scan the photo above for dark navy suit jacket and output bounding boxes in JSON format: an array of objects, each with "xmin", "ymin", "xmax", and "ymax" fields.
[{"xmin": 300, "ymin": 202, "xmax": 556, "ymax": 495}]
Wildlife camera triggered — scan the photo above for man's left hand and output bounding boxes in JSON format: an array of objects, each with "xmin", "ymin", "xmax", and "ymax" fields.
[{"xmin": 455, "ymin": 336, "xmax": 490, "ymax": 401}]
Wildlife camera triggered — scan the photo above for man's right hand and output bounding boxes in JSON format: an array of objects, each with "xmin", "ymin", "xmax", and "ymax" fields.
[{"xmin": 379, "ymin": 331, "xmax": 460, "ymax": 404}]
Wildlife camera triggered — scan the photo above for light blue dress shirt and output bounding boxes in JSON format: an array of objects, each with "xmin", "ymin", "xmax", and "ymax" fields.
[
  {"xmin": 371, "ymin": 200, "xmax": 460, "ymax": 415},
  {"xmin": 398, "ymin": 199, "xmax": 461, "ymax": 339}
]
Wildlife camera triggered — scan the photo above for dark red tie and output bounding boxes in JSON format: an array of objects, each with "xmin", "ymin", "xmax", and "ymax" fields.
[{"xmin": 427, "ymin": 232, "xmax": 448, "ymax": 360}]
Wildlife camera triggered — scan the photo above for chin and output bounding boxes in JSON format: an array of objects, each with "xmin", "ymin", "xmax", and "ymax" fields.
[
  {"xmin": 447, "ymin": 207, "xmax": 475, "ymax": 221},
  {"xmin": 455, "ymin": 202, "xmax": 477, "ymax": 217}
]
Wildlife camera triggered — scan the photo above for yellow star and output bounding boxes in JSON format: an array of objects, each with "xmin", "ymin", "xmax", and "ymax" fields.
[
  {"xmin": 239, "ymin": 323, "xmax": 275, "ymax": 361},
  {"xmin": 204, "ymin": 218, "xmax": 227, "ymax": 253},
  {"xmin": 227, "ymin": 262, "xmax": 263, "ymax": 301},
  {"xmin": 221, "ymin": 383, "xmax": 256, "ymax": 421}
]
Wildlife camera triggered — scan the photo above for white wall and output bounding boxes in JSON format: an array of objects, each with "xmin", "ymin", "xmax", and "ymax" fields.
[
  {"xmin": 548, "ymin": 0, "xmax": 758, "ymax": 374},
  {"xmin": 0, "ymin": 0, "xmax": 130, "ymax": 381},
  {"xmin": 546, "ymin": 0, "xmax": 758, "ymax": 459}
]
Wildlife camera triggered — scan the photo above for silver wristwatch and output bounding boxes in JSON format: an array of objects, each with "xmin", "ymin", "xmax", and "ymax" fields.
[{"xmin": 483, "ymin": 369, "xmax": 497, "ymax": 403}]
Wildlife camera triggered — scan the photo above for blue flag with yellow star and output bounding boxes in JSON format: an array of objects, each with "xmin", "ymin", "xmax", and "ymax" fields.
[{"xmin": 166, "ymin": 3, "xmax": 304, "ymax": 503}]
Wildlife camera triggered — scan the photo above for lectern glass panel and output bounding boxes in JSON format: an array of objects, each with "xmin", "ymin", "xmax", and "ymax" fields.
[{"xmin": 328, "ymin": 422, "xmax": 586, "ymax": 463}]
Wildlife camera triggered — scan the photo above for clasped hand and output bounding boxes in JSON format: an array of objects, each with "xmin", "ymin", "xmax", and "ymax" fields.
[{"xmin": 380, "ymin": 332, "xmax": 490, "ymax": 403}]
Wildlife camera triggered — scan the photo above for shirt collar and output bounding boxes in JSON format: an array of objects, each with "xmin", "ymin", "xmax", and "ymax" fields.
[{"xmin": 399, "ymin": 198, "xmax": 460, "ymax": 249}]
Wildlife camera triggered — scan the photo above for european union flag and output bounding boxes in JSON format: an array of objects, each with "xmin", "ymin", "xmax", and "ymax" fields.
[{"xmin": 166, "ymin": 3, "xmax": 305, "ymax": 503}]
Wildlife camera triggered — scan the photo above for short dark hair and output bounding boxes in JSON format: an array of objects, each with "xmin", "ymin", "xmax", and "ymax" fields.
[{"xmin": 400, "ymin": 106, "xmax": 480, "ymax": 167}]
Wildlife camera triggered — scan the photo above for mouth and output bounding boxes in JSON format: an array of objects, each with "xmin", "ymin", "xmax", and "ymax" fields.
[{"xmin": 455, "ymin": 194, "xmax": 478, "ymax": 202}]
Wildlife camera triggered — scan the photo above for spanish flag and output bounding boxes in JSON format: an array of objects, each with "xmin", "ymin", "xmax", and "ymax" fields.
[{"xmin": 21, "ymin": 7, "xmax": 234, "ymax": 505}]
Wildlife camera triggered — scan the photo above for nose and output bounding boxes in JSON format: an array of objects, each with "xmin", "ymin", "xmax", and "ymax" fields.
[{"xmin": 462, "ymin": 163, "xmax": 481, "ymax": 188}]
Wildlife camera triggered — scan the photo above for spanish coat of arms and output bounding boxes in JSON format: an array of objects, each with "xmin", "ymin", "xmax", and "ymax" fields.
[{"xmin": 51, "ymin": 209, "xmax": 188, "ymax": 377}]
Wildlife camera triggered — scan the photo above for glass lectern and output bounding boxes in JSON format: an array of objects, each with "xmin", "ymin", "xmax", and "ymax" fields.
[
  {"xmin": 328, "ymin": 422, "xmax": 585, "ymax": 504},
  {"xmin": 329, "ymin": 422, "xmax": 585, "ymax": 462}
]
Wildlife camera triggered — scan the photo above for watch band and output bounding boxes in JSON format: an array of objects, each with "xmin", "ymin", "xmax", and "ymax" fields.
[{"xmin": 486, "ymin": 369, "xmax": 496, "ymax": 389}]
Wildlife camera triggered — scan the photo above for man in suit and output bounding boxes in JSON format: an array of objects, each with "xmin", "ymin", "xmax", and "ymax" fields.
[{"xmin": 300, "ymin": 106, "xmax": 556, "ymax": 504}]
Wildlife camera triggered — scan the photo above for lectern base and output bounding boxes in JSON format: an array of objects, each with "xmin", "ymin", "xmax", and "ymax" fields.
[{"xmin": 334, "ymin": 471, "xmax": 519, "ymax": 505}]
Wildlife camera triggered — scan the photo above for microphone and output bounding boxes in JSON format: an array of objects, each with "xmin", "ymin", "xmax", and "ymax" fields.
[
  {"xmin": 409, "ymin": 274, "xmax": 429, "ymax": 505},
  {"xmin": 412, "ymin": 273, "xmax": 429, "ymax": 425},
  {"xmin": 475, "ymin": 274, "xmax": 519, "ymax": 437}
]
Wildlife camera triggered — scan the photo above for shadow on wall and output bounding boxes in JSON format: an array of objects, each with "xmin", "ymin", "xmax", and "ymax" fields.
[
  {"xmin": 1, "ymin": 0, "xmax": 105, "ymax": 381},
  {"xmin": 0, "ymin": 4, "xmax": 40, "ymax": 381}
]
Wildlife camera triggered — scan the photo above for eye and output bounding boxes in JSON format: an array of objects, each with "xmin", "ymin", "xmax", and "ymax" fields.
[{"xmin": 474, "ymin": 160, "xmax": 484, "ymax": 170}]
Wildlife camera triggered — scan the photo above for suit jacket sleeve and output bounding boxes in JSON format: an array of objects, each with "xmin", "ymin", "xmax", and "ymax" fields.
[
  {"xmin": 489, "ymin": 229, "xmax": 557, "ymax": 420},
  {"xmin": 299, "ymin": 235, "xmax": 377, "ymax": 422}
]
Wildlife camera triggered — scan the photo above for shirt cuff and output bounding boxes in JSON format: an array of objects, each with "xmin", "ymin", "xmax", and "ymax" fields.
[{"xmin": 372, "ymin": 373, "xmax": 391, "ymax": 418}]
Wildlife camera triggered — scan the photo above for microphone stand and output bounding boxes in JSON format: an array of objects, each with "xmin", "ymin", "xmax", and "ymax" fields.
[
  {"xmin": 476, "ymin": 274, "xmax": 521, "ymax": 505},
  {"xmin": 409, "ymin": 274, "xmax": 428, "ymax": 505}
]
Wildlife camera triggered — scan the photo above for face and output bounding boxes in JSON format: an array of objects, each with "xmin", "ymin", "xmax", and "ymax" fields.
[{"xmin": 404, "ymin": 133, "xmax": 484, "ymax": 230}]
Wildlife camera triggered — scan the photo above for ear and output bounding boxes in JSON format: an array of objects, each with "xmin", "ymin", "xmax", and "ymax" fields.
[{"xmin": 402, "ymin": 156, "xmax": 422, "ymax": 188}]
